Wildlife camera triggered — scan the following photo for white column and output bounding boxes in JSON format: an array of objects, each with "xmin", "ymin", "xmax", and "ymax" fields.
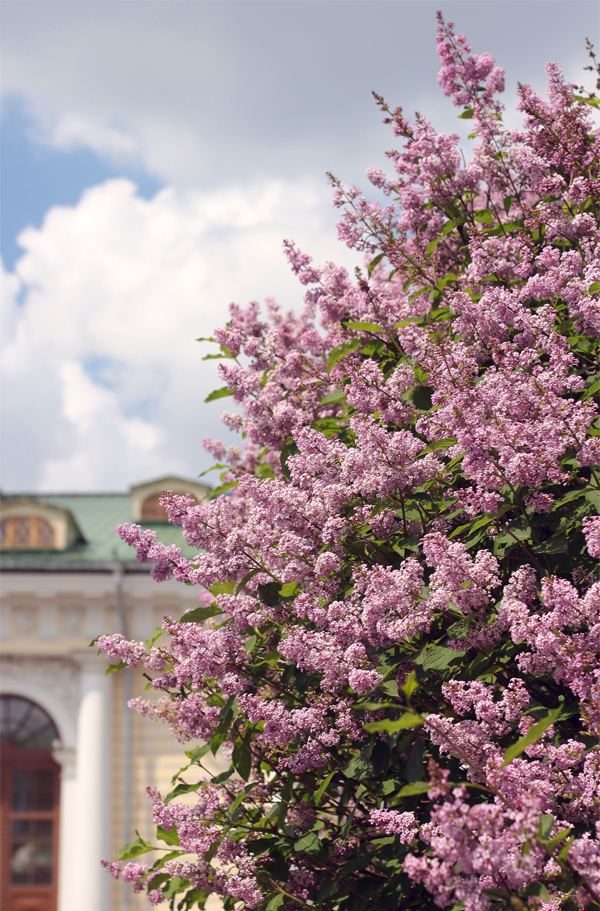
[
  {"xmin": 72, "ymin": 651, "xmax": 112, "ymax": 911},
  {"xmin": 51, "ymin": 746, "xmax": 77, "ymax": 911}
]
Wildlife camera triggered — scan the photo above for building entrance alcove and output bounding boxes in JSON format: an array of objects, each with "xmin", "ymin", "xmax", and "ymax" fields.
[{"xmin": 1, "ymin": 696, "xmax": 60, "ymax": 911}]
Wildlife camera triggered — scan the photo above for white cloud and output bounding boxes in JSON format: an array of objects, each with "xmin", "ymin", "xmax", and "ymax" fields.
[
  {"xmin": 2, "ymin": 1, "xmax": 596, "ymax": 492},
  {"xmin": 4, "ymin": 1, "xmax": 595, "ymax": 190},
  {"xmin": 48, "ymin": 113, "xmax": 141, "ymax": 162},
  {"xmin": 1, "ymin": 177, "xmax": 360, "ymax": 491}
]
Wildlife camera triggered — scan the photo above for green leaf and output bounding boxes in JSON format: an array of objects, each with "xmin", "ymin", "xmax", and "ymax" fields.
[
  {"xmin": 458, "ymin": 106, "xmax": 474, "ymax": 119},
  {"xmin": 449, "ymin": 512, "xmax": 493, "ymax": 539},
  {"xmin": 552, "ymin": 487, "xmax": 587, "ymax": 509},
  {"xmin": 209, "ymin": 581, "xmax": 236, "ymax": 596},
  {"xmin": 425, "ymin": 237, "xmax": 440, "ymax": 255},
  {"xmin": 583, "ymin": 377, "xmax": 600, "ymax": 401},
  {"xmin": 210, "ymin": 697, "xmax": 235, "ymax": 754},
  {"xmin": 546, "ymin": 827, "xmax": 571, "ymax": 848},
  {"xmin": 183, "ymin": 743, "xmax": 212, "ymax": 765},
  {"xmin": 157, "ymin": 825, "xmax": 180, "ymax": 846},
  {"xmin": 232, "ymin": 738, "xmax": 252, "ymax": 780},
  {"xmin": 320, "ymin": 389, "xmax": 346, "ymax": 405},
  {"xmin": 446, "ymin": 618, "xmax": 472, "ymax": 639},
  {"xmin": 235, "ymin": 567, "xmax": 261, "ymax": 595},
  {"xmin": 415, "ymin": 645, "xmax": 465, "ymax": 671},
  {"xmin": 474, "ymin": 209, "xmax": 494, "ymax": 225},
  {"xmin": 345, "ymin": 321, "xmax": 384, "ymax": 332},
  {"xmin": 397, "ymin": 781, "xmax": 430, "ymax": 797},
  {"xmin": 402, "ymin": 671, "xmax": 419, "ymax": 700},
  {"xmin": 165, "ymin": 781, "xmax": 200, "ymax": 804},
  {"xmin": 209, "ymin": 480, "xmax": 238, "ymax": 499},
  {"xmin": 162, "ymin": 877, "xmax": 184, "ymax": 900},
  {"xmin": 146, "ymin": 872, "xmax": 170, "ymax": 892},
  {"xmin": 343, "ymin": 740, "xmax": 390, "ymax": 779},
  {"xmin": 412, "ymin": 386, "xmax": 433, "ymax": 411},
  {"xmin": 258, "ymin": 581, "xmax": 284, "ymax": 607},
  {"xmin": 420, "ymin": 437, "xmax": 457, "ymax": 454},
  {"xmin": 279, "ymin": 581, "xmax": 298, "ymax": 598},
  {"xmin": 105, "ymin": 661, "xmax": 127, "ymax": 676},
  {"xmin": 364, "ymin": 712, "xmax": 424, "ymax": 733},
  {"xmin": 383, "ymin": 679, "xmax": 399, "ymax": 698},
  {"xmin": 538, "ymin": 814, "xmax": 554, "ymax": 840},
  {"xmin": 180, "ymin": 604, "xmax": 223, "ymax": 623},
  {"xmin": 576, "ymin": 95, "xmax": 600, "ymax": 108},
  {"xmin": 367, "ymin": 252, "xmax": 385, "ymax": 276},
  {"xmin": 204, "ymin": 839, "xmax": 221, "ymax": 864},
  {"xmin": 246, "ymin": 836, "xmax": 276, "ymax": 855},
  {"xmin": 204, "ymin": 386, "xmax": 233, "ymax": 403},
  {"xmin": 381, "ymin": 779, "xmax": 400, "ymax": 795},
  {"xmin": 501, "ymin": 705, "xmax": 562, "ymax": 768},
  {"xmin": 588, "ymin": 281, "xmax": 600, "ymax": 294},
  {"xmin": 266, "ymin": 894, "xmax": 286, "ymax": 911},
  {"xmin": 441, "ymin": 218, "xmax": 461, "ymax": 237},
  {"xmin": 211, "ymin": 767, "xmax": 234, "ymax": 785},
  {"xmin": 229, "ymin": 782, "xmax": 256, "ymax": 817},
  {"xmin": 118, "ymin": 833, "xmax": 154, "ymax": 860},
  {"xmin": 586, "ymin": 489, "xmax": 600, "ymax": 509},
  {"xmin": 145, "ymin": 626, "xmax": 164, "ymax": 649},
  {"xmin": 327, "ymin": 338, "xmax": 362, "ymax": 374},
  {"xmin": 293, "ymin": 831, "xmax": 321, "ymax": 855},
  {"xmin": 316, "ymin": 878, "xmax": 339, "ymax": 903},
  {"xmin": 314, "ymin": 770, "xmax": 335, "ymax": 805},
  {"xmin": 534, "ymin": 536, "xmax": 568, "ymax": 555}
]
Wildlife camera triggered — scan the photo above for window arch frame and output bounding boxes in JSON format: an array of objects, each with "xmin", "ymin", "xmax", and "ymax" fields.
[
  {"xmin": 140, "ymin": 491, "xmax": 198, "ymax": 523},
  {"xmin": 0, "ymin": 516, "xmax": 56, "ymax": 551}
]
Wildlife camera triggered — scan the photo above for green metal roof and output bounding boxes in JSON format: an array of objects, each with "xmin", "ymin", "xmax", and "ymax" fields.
[{"xmin": 0, "ymin": 493, "xmax": 202, "ymax": 572}]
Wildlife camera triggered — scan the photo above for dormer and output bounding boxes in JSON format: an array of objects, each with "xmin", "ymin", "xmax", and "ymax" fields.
[
  {"xmin": 130, "ymin": 476, "xmax": 211, "ymax": 524},
  {"xmin": 0, "ymin": 498, "xmax": 84, "ymax": 551}
]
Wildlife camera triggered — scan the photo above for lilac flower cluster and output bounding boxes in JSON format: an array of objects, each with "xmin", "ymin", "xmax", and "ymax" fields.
[{"xmin": 99, "ymin": 14, "xmax": 600, "ymax": 911}]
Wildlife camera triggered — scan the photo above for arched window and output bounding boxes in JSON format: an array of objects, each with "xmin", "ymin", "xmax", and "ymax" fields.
[
  {"xmin": 141, "ymin": 492, "xmax": 198, "ymax": 523},
  {"xmin": 1, "ymin": 696, "xmax": 59, "ymax": 749},
  {"xmin": 0, "ymin": 517, "xmax": 55, "ymax": 550},
  {"xmin": 1, "ymin": 696, "xmax": 60, "ymax": 910}
]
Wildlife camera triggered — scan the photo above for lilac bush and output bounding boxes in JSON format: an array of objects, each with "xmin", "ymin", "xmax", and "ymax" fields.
[{"xmin": 99, "ymin": 15, "xmax": 600, "ymax": 911}]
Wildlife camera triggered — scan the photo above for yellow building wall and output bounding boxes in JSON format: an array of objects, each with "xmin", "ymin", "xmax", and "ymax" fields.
[{"xmin": 109, "ymin": 654, "xmax": 227, "ymax": 908}]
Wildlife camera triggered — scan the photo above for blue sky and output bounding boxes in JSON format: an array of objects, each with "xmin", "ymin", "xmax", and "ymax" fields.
[
  {"xmin": 1, "ymin": 97, "xmax": 162, "ymax": 271},
  {"xmin": 2, "ymin": 0, "xmax": 599, "ymax": 492}
]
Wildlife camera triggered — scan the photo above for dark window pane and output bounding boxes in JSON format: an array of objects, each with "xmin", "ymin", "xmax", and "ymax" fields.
[
  {"xmin": 1, "ymin": 695, "xmax": 58, "ymax": 748},
  {"xmin": 36, "ymin": 770, "xmax": 54, "ymax": 788},
  {"xmin": 36, "ymin": 519, "xmax": 55, "ymax": 548},
  {"xmin": 35, "ymin": 820, "xmax": 53, "ymax": 838},
  {"xmin": 11, "ymin": 870, "xmax": 29, "ymax": 885},
  {"xmin": 13, "ymin": 770, "xmax": 33, "ymax": 811},
  {"xmin": 35, "ymin": 769, "xmax": 55, "ymax": 810},
  {"xmin": 12, "ymin": 819, "xmax": 29, "ymax": 838},
  {"xmin": 34, "ymin": 867, "xmax": 52, "ymax": 884},
  {"xmin": 14, "ymin": 518, "xmax": 31, "ymax": 546}
]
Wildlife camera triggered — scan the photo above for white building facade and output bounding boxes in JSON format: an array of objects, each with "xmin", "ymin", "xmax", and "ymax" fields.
[{"xmin": 1, "ymin": 476, "xmax": 210, "ymax": 911}]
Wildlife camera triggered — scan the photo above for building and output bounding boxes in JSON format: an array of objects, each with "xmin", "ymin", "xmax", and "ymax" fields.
[{"xmin": 1, "ymin": 475, "xmax": 213, "ymax": 911}]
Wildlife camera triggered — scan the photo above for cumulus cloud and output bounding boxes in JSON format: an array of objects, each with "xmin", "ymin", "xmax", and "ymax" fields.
[
  {"xmin": 2, "ymin": 1, "xmax": 596, "ymax": 492},
  {"xmin": 4, "ymin": 1, "xmax": 594, "ymax": 191},
  {"xmin": 1, "ymin": 177, "xmax": 359, "ymax": 491}
]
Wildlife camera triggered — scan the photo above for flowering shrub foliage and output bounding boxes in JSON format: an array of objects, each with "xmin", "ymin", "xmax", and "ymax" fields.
[{"xmin": 99, "ymin": 15, "xmax": 600, "ymax": 911}]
